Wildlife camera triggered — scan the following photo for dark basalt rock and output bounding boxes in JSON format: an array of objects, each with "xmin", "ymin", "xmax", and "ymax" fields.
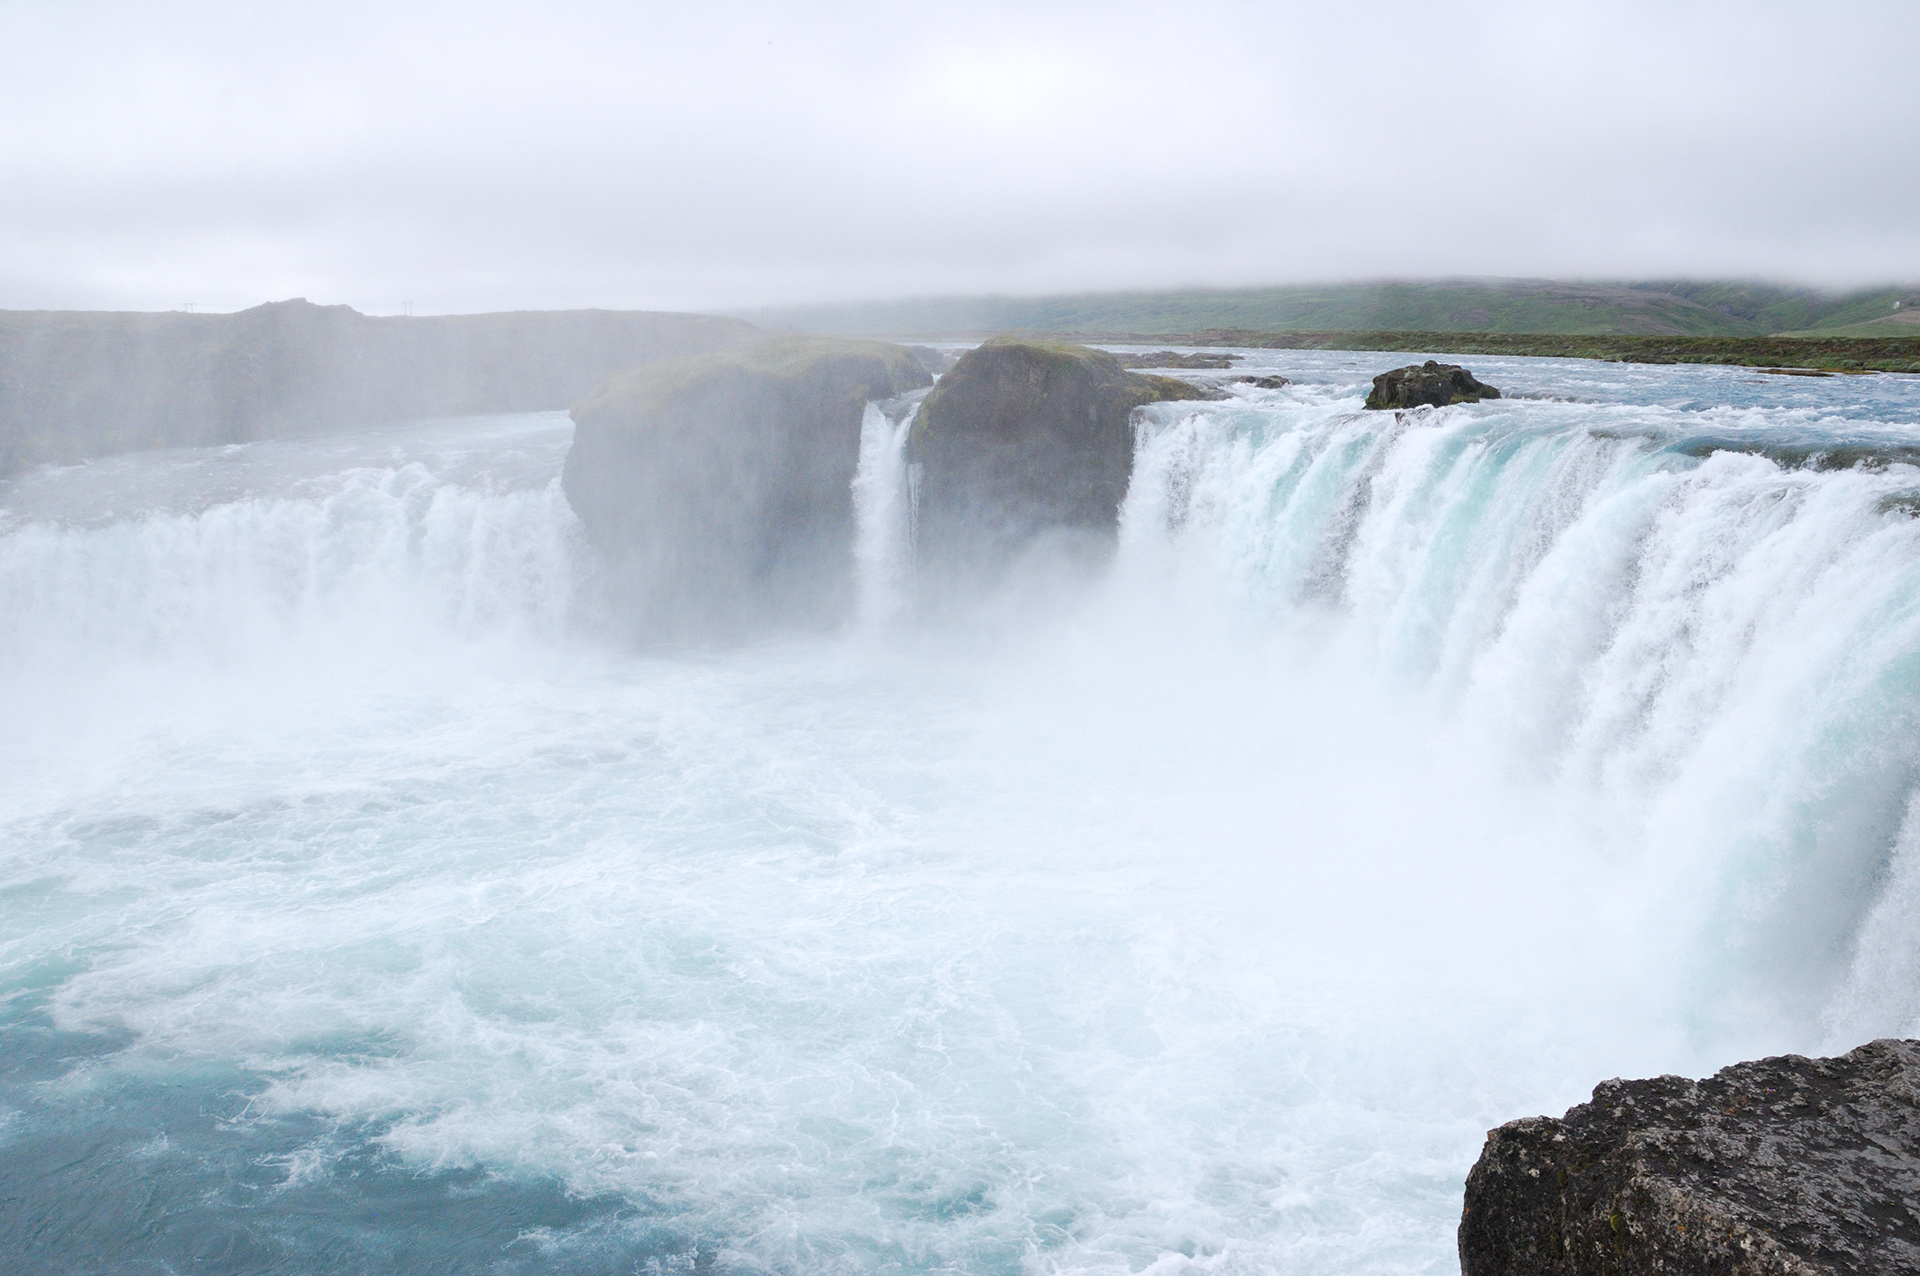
[
  {"xmin": 907, "ymin": 336, "xmax": 1217, "ymax": 574},
  {"xmin": 1459, "ymin": 1038, "xmax": 1920, "ymax": 1276},
  {"xmin": 1234, "ymin": 375, "xmax": 1292, "ymax": 390},
  {"xmin": 563, "ymin": 336, "xmax": 929, "ymax": 640},
  {"xmin": 1364, "ymin": 360, "xmax": 1500, "ymax": 410}
]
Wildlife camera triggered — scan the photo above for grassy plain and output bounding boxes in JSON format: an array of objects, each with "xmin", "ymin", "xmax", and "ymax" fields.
[{"xmin": 1073, "ymin": 330, "xmax": 1920, "ymax": 375}]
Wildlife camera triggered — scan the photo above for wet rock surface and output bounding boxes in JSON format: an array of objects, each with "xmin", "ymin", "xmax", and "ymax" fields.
[
  {"xmin": 1670, "ymin": 437, "xmax": 1920, "ymax": 471},
  {"xmin": 907, "ymin": 336, "xmax": 1215, "ymax": 575},
  {"xmin": 1364, "ymin": 360, "xmax": 1500, "ymax": 409},
  {"xmin": 1459, "ymin": 1038, "xmax": 1920, "ymax": 1276},
  {"xmin": 564, "ymin": 336, "xmax": 929, "ymax": 640},
  {"xmin": 1233, "ymin": 374, "xmax": 1292, "ymax": 390}
]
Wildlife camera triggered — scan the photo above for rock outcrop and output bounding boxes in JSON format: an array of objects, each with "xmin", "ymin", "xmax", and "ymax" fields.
[
  {"xmin": 908, "ymin": 345, "xmax": 960, "ymax": 375},
  {"xmin": 563, "ymin": 336, "xmax": 930, "ymax": 640},
  {"xmin": 0, "ymin": 300, "xmax": 759, "ymax": 476},
  {"xmin": 1364, "ymin": 360, "xmax": 1500, "ymax": 410},
  {"xmin": 1459, "ymin": 1039, "xmax": 1920, "ymax": 1276},
  {"xmin": 907, "ymin": 337, "xmax": 1215, "ymax": 575},
  {"xmin": 1113, "ymin": 351, "xmax": 1242, "ymax": 370}
]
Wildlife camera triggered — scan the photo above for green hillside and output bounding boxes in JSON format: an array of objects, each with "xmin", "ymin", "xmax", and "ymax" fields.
[
  {"xmin": 740, "ymin": 280, "xmax": 1920, "ymax": 340},
  {"xmin": 1648, "ymin": 281, "xmax": 1920, "ymax": 333},
  {"xmin": 1141, "ymin": 330, "xmax": 1920, "ymax": 375},
  {"xmin": 1776, "ymin": 308, "xmax": 1920, "ymax": 338},
  {"xmin": 1786, "ymin": 318, "xmax": 1920, "ymax": 337}
]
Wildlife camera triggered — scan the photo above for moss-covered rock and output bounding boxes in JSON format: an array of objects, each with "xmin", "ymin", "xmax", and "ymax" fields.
[
  {"xmin": 563, "ymin": 336, "xmax": 930, "ymax": 640},
  {"xmin": 906, "ymin": 337, "xmax": 1216, "ymax": 575},
  {"xmin": 1363, "ymin": 360, "xmax": 1501, "ymax": 409}
]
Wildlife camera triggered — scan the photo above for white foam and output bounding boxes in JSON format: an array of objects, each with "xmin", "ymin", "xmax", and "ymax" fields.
[{"xmin": 6, "ymin": 386, "xmax": 1920, "ymax": 1273}]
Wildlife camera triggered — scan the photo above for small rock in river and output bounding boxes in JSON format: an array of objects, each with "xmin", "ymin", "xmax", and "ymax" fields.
[{"xmin": 1364, "ymin": 361, "xmax": 1500, "ymax": 410}]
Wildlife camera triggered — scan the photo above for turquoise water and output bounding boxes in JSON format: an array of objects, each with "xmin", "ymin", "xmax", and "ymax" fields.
[{"xmin": 5, "ymin": 355, "xmax": 1920, "ymax": 1274}]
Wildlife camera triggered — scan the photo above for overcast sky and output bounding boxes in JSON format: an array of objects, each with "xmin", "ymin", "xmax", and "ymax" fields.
[{"xmin": 3, "ymin": 0, "xmax": 1915, "ymax": 315}]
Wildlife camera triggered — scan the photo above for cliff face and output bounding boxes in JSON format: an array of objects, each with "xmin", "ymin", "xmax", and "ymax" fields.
[
  {"xmin": 0, "ymin": 300, "xmax": 759, "ymax": 476},
  {"xmin": 906, "ymin": 336, "xmax": 1214, "ymax": 577},
  {"xmin": 563, "ymin": 336, "xmax": 930, "ymax": 641},
  {"xmin": 1460, "ymin": 1039, "xmax": 1920, "ymax": 1276}
]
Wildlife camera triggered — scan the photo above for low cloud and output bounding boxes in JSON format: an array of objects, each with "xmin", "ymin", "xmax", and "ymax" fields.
[{"xmin": 3, "ymin": 0, "xmax": 1915, "ymax": 313}]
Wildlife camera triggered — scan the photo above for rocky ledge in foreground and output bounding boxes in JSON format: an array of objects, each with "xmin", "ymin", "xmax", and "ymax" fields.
[
  {"xmin": 1364, "ymin": 360, "xmax": 1500, "ymax": 409},
  {"xmin": 1459, "ymin": 1038, "xmax": 1920, "ymax": 1276}
]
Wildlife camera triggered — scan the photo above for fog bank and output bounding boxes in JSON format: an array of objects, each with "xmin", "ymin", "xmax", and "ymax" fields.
[{"xmin": 3, "ymin": 0, "xmax": 1916, "ymax": 313}]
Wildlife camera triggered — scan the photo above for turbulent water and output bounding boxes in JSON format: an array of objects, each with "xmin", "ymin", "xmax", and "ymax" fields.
[{"xmin": 5, "ymin": 354, "xmax": 1920, "ymax": 1274}]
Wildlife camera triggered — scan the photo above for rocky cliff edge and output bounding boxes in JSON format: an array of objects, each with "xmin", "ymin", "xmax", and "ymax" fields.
[{"xmin": 1460, "ymin": 1039, "xmax": 1920, "ymax": 1276}]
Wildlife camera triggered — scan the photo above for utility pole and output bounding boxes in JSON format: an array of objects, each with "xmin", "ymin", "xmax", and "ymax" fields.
[
  {"xmin": 403, "ymin": 300, "xmax": 414, "ymax": 317},
  {"xmin": 183, "ymin": 302, "xmax": 196, "ymax": 314}
]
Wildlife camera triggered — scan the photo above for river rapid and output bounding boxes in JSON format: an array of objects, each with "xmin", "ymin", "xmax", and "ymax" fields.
[{"xmin": 5, "ymin": 351, "xmax": 1920, "ymax": 1274}]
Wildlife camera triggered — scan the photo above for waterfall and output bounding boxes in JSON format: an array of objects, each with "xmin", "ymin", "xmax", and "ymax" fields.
[
  {"xmin": 7, "ymin": 373, "xmax": 1920, "ymax": 1275},
  {"xmin": 1119, "ymin": 391, "xmax": 1920, "ymax": 1036},
  {"xmin": 851, "ymin": 391, "xmax": 926, "ymax": 627},
  {"xmin": 0, "ymin": 462, "xmax": 587, "ymax": 669}
]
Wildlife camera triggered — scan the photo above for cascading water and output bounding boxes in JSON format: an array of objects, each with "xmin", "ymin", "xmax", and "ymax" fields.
[
  {"xmin": 0, "ymin": 413, "xmax": 586, "ymax": 670},
  {"xmin": 852, "ymin": 391, "xmax": 927, "ymax": 627},
  {"xmin": 3, "ymin": 358, "xmax": 1920, "ymax": 1275},
  {"xmin": 1118, "ymin": 372, "xmax": 1920, "ymax": 1040}
]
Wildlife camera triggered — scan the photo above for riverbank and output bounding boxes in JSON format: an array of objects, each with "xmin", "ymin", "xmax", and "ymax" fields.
[{"xmin": 1055, "ymin": 329, "xmax": 1920, "ymax": 374}]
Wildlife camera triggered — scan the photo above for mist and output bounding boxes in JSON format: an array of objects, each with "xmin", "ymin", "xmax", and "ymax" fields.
[
  {"xmin": 4, "ymin": 0, "xmax": 1916, "ymax": 314},
  {"xmin": 7, "ymin": 2, "xmax": 1920, "ymax": 1269},
  {"xmin": 10, "ymin": 349, "xmax": 1920, "ymax": 1270}
]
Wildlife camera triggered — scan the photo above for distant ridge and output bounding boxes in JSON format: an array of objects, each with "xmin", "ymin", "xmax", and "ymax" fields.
[
  {"xmin": 737, "ymin": 279, "xmax": 1920, "ymax": 340},
  {"xmin": 0, "ymin": 300, "xmax": 757, "ymax": 476}
]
